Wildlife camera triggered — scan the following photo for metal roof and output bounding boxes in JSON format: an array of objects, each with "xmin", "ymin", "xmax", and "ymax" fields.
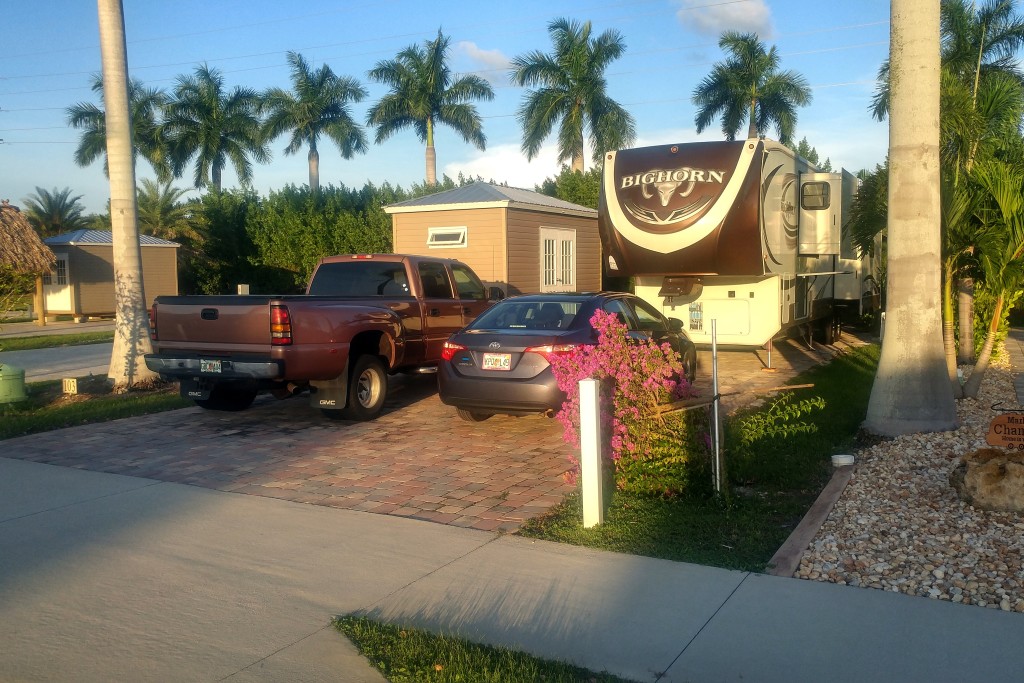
[
  {"xmin": 44, "ymin": 229, "xmax": 180, "ymax": 247},
  {"xmin": 384, "ymin": 181, "xmax": 597, "ymax": 217}
]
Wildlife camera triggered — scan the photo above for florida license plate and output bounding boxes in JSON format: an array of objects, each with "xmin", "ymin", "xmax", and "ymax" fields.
[
  {"xmin": 200, "ymin": 359, "xmax": 222, "ymax": 373},
  {"xmin": 481, "ymin": 353, "xmax": 511, "ymax": 371}
]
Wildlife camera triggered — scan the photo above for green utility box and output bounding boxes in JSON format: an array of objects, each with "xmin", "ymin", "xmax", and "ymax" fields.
[{"xmin": 0, "ymin": 364, "xmax": 27, "ymax": 404}]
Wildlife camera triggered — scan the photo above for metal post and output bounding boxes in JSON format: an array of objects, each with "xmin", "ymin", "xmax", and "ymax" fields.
[
  {"xmin": 711, "ymin": 320, "xmax": 721, "ymax": 493},
  {"xmin": 579, "ymin": 378, "xmax": 604, "ymax": 527}
]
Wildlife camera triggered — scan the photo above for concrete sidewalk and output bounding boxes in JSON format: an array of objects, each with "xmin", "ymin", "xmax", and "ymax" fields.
[{"xmin": 2, "ymin": 457, "xmax": 1023, "ymax": 683}]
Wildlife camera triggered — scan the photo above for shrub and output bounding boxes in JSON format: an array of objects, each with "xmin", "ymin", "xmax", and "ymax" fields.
[{"xmin": 549, "ymin": 310, "xmax": 707, "ymax": 495}]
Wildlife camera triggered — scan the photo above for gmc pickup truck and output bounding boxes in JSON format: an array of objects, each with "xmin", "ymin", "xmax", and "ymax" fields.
[{"xmin": 145, "ymin": 254, "xmax": 494, "ymax": 420}]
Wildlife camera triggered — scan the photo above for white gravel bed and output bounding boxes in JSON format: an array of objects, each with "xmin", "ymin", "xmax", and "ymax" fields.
[{"xmin": 797, "ymin": 357, "xmax": 1024, "ymax": 612}]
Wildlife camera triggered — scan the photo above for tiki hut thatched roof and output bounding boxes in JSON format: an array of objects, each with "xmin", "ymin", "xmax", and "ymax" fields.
[{"xmin": 0, "ymin": 199, "xmax": 56, "ymax": 274}]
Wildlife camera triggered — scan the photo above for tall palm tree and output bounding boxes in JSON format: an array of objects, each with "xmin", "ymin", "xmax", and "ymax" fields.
[
  {"xmin": 510, "ymin": 18, "xmax": 635, "ymax": 173},
  {"xmin": 97, "ymin": 0, "xmax": 158, "ymax": 389},
  {"xmin": 66, "ymin": 75, "xmax": 170, "ymax": 180},
  {"xmin": 692, "ymin": 31, "xmax": 811, "ymax": 145},
  {"xmin": 263, "ymin": 52, "xmax": 368, "ymax": 194},
  {"xmin": 864, "ymin": 0, "xmax": 957, "ymax": 436},
  {"xmin": 367, "ymin": 30, "xmax": 493, "ymax": 186},
  {"xmin": 164, "ymin": 64, "xmax": 269, "ymax": 191},
  {"xmin": 22, "ymin": 187, "xmax": 88, "ymax": 237}
]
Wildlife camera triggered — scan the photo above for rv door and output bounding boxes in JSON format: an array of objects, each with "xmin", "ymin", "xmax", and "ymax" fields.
[{"xmin": 798, "ymin": 172, "xmax": 841, "ymax": 255}]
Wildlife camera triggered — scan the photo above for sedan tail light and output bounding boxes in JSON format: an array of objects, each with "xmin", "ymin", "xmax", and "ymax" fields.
[
  {"xmin": 524, "ymin": 344, "xmax": 578, "ymax": 362},
  {"xmin": 441, "ymin": 340, "xmax": 466, "ymax": 361}
]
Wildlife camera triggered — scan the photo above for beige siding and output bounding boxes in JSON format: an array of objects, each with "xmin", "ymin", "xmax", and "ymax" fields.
[
  {"xmin": 391, "ymin": 208, "xmax": 509, "ymax": 291},
  {"xmin": 507, "ymin": 209, "xmax": 601, "ymax": 294},
  {"xmin": 69, "ymin": 245, "xmax": 179, "ymax": 316}
]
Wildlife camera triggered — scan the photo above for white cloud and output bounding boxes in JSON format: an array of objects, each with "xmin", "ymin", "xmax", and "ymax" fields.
[
  {"xmin": 455, "ymin": 41, "xmax": 511, "ymax": 86},
  {"xmin": 674, "ymin": 0, "xmax": 775, "ymax": 39},
  {"xmin": 443, "ymin": 143, "xmax": 567, "ymax": 188}
]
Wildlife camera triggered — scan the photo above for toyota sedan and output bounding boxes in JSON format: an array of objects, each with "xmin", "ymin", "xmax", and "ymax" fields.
[{"xmin": 438, "ymin": 292, "xmax": 696, "ymax": 421}]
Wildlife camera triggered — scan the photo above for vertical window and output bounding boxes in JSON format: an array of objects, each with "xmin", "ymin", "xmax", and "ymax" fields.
[
  {"xmin": 418, "ymin": 261, "xmax": 454, "ymax": 299},
  {"xmin": 801, "ymin": 182, "xmax": 831, "ymax": 210},
  {"xmin": 560, "ymin": 240, "xmax": 574, "ymax": 287},
  {"xmin": 543, "ymin": 238, "xmax": 557, "ymax": 287}
]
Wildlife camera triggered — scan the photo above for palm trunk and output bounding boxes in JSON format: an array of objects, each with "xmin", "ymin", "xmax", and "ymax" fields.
[
  {"xmin": 958, "ymin": 277, "xmax": 976, "ymax": 363},
  {"xmin": 962, "ymin": 292, "xmax": 1003, "ymax": 399},
  {"xmin": 97, "ymin": 0, "xmax": 157, "ymax": 390},
  {"xmin": 212, "ymin": 165, "xmax": 222, "ymax": 192},
  {"xmin": 308, "ymin": 146, "xmax": 320, "ymax": 194},
  {"xmin": 425, "ymin": 117, "xmax": 436, "ymax": 186},
  {"xmin": 942, "ymin": 259, "xmax": 963, "ymax": 398},
  {"xmin": 572, "ymin": 129, "xmax": 585, "ymax": 172},
  {"xmin": 747, "ymin": 99, "xmax": 757, "ymax": 139},
  {"xmin": 864, "ymin": 0, "xmax": 957, "ymax": 435}
]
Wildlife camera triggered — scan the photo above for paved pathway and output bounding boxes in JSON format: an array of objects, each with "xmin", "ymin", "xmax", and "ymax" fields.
[{"xmin": 3, "ymin": 330, "xmax": 867, "ymax": 532}]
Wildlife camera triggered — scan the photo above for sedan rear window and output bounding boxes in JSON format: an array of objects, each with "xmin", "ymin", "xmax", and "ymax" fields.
[{"xmin": 470, "ymin": 300, "xmax": 580, "ymax": 330}]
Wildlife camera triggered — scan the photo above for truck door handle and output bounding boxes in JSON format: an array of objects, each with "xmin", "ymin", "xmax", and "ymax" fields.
[
  {"xmin": 429, "ymin": 308, "xmax": 441, "ymax": 317},
  {"xmin": 462, "ymin": 306, "xmax": 472, "ymax": 314}
]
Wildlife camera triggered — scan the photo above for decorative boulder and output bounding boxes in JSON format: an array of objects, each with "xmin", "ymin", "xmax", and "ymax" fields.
[{"xmin": 949, "ymin": 448, "xmax": 1024, "ymax": 513}]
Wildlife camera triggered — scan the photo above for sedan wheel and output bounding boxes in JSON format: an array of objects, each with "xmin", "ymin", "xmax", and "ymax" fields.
[{"xmin": 456, "ymin": 408, "xmax": 493, "ymax": 422}]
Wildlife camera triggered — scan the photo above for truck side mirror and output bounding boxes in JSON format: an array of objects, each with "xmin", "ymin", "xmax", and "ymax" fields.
[{"xmin": 488, "ymin": 286, "xmax": 506, "ymax": 301}]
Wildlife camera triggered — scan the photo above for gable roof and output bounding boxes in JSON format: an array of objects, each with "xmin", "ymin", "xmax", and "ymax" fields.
[
  {"xmin": 384, "ymin": 181, "xmax": 597, "ymax": 218},
  {"xmin": 0, "ymin": 201, "xmax": 56, "ymax": 273},
  {"xmin": 44, "ymin": 229, "xmax": 180, "ymax": 248}
]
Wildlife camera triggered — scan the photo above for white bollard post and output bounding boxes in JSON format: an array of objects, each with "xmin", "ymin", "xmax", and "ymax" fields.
[{"xmin": 579, "ymin": 378, "xmax": 604, "ymax": 527}]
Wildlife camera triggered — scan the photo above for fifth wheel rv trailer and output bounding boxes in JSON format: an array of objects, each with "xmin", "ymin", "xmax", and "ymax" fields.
[{"xmin": 597, "ymin": 138, "xmax": 878, "ymax": 347}]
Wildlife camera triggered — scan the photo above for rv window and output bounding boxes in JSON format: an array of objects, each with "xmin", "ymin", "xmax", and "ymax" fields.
[
  {"xmin": 427, "ymin": 226, "xmax": 468, "ymax": 248},
  {"xmin": 801, "ymin": 182, "xmax": 830, "ymax": 210}
]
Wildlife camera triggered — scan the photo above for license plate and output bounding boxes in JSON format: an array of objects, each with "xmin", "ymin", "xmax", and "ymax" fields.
[
  {"xmin": 200, "ymin": 359, "xmax": 222, "ymax": 373},
  {"xmin": 481, "ymin": 353, "xmax": 511, "ymax": 371}
]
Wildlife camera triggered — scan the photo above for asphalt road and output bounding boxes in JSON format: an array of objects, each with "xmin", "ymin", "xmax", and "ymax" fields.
[{"xmin": 0, "ymin": 343, "xmax": 113, "ymax": 383}]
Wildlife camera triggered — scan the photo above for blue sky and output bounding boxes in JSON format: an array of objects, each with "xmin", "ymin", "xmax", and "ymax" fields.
[{"xmin": 1, "ymin": 0, "xmax": 891, "ymax": 214}]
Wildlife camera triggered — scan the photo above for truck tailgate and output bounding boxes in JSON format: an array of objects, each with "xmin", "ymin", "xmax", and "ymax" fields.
[{"xmin": 153, "ymin": 296, "xmax": 274, "ymax": 348}]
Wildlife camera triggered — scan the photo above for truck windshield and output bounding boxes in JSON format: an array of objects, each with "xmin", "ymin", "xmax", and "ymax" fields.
[{"xmin": 308, "ymin": 261, "xmax": 411, "ymax": 297}]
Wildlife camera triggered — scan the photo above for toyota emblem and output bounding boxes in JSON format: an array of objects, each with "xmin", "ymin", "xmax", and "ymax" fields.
[{"xmin": 488, "ymin": 341, "xmax": 502, "ymax": 349}]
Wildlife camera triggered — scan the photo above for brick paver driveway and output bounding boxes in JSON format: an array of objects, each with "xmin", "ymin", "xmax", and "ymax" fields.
[{"xmin": 3, "ymin": 333, "xmax": 867, "ymax": 531}]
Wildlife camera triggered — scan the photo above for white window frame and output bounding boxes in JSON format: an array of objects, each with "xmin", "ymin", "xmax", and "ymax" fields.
[
  {"xmin": 426, "ymin": 226, "xmax": 468, "ymax": 249},
  {"xmin": 539, "ymin": 226, "xmax": 576, "ymax": 292}
]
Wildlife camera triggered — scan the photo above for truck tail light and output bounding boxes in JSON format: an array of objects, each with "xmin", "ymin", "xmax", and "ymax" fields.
[
  {"xmin": 441, "ymin": 340, "xmax": 465, "ymax": 361},
  {"xmin": 524, "ymin": 344, "xmax": 578, "ymax": 362},
  {"xmin": 270, "ymin": 304, "xmax": 293, "ymax": 346},
  {"xmin": 149, "ymin": 305, "xmax": 158, "ymax": 341}
]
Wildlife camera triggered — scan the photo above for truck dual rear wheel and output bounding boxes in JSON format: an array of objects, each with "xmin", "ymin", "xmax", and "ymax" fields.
[{"xmin": 340, "ymin": 355, "xmax": 388, "ymax": 421}]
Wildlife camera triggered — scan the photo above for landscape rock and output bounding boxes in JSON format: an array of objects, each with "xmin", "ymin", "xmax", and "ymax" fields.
[{"xmin": 949, "ymin": 447, "xmax": 1024, "ymax": 513}]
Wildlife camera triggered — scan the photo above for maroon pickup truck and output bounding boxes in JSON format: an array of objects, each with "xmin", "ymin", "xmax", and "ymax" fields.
[{"xmin": 145, "ymin": 254, "xmax": 494, "ymax": 420}]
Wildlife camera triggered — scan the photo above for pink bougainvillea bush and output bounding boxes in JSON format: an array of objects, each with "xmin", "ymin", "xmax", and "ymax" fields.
[{"xmin": 549, "ymin": 309, "xmax": 711, "ymax": 496}]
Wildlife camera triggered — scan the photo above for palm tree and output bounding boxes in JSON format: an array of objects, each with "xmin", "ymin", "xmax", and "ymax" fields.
[
  {"xmin": 136, "ymin": 179, "xmax": 195, "ymax": 241},
  {"xmin": 692, "ymin": 32, "xmax": 811, "ymax": 145},
  {"xmin": 263, "ymin": 52, "xmax": 368, "ymax": 194},
  {"xmin": 367, "ymin": 29, "xmax": 493, "ymax": 186},
  {"xmin": 962, "ymin": 159, "xmax": 1024, "ymax": 398},
  {"xmin": 163, "ymin": 64, "xmax": 269, "ymax": 191},
  {"xmin": 864, "ymin": 0, "xmax": 957, "ymax": 436},
  {"xmin": 22, "ymin": 187, "xmax": 88, "ymax": 237},
  {"xmin": 510, "ymin": 18, "xmax": 635, "ymax": 173},
  {"xmin": 66, "ymin": 74, "xmax": 170, "ymax": 180},
  {"xmin": 97, "ymin": 0, "xmax": 158, "ymax": 389}
]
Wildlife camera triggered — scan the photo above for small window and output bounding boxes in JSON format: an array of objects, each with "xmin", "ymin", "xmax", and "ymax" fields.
[
  {"xmin": 418, "ymin": 261, "xmax": 454, "ymax": 299},
  {"xmin": 630, "ymin": 298, "xmax": 668, "ymax": 333},
  {"xmin": 427, "ymin": 226, "xmax": 467, "ymax": 248},
  {"xmin": 801, "ymin": 182, "xmax": 831, "ymax": 210}
]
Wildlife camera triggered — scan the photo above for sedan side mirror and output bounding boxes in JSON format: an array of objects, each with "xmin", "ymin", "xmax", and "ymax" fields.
[{"xmin": 668, "ymin": 317, "xmax": 684, "ymax": 332}]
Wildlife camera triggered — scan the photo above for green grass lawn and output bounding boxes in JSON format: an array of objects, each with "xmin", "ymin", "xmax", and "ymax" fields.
[
  {"xmin": 0, "ymin": 331, "xmax": 115, "ymax": 352},
  {"xmin": 335, "ymin": 616, "xmax": 635, "ymax": 683},
  {"xmin": 519, "ymin": 344, "xmax": 881, "ymax": 572}
]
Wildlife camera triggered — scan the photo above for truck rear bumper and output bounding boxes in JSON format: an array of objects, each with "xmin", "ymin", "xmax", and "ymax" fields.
[{"xmin": 144, "ymin": 354, "xmax": 282, "ymax": 380}]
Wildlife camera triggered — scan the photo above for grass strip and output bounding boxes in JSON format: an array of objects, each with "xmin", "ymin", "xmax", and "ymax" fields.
[
  {"xmin": 335, "ymin": 616, "xmax": 634, "ymax": 683},
  {"xmin": 0, "ymin": 378, "xmax": 190, "ymax": 440},
  {"xmin": 0, "ymin": 331, "xmax": 115, "ymax": 352},
  {"xmin": 519, "ymin": 344, "xmax": 881, "ymax": 572}
]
